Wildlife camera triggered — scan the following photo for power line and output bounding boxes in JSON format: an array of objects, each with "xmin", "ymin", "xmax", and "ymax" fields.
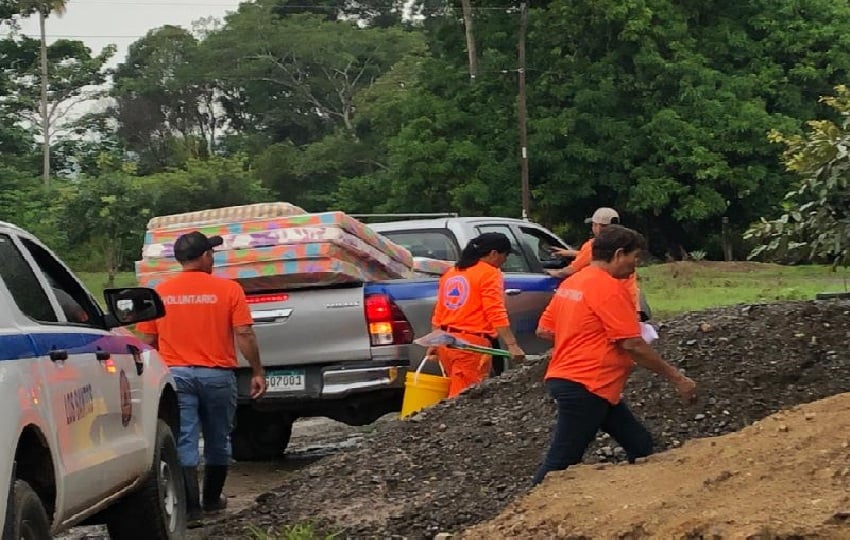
[{"xmin": 68, "ymin": 1, "xmax": 517, "ymax": 9}]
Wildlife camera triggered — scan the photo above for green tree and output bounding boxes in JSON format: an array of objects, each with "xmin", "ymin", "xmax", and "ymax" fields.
[
  {"xmin": 2, "ymin": 36, "xmax": 114, "ymax": 179},
  {"xmin": 203, "ymin": 7, "xmax": 422, "ymax": 141},
  {"xmin": 63, "ymin": 164, "xmax": 152, "ymax": 284},
  {"xmin": 746, "ymin": 85, "xmax": 850, "ymax": 268},
  {"xmin": 139, "ymin": 156, "xmax": 274, "ymax": 218},
  {"xmin": 111, "ymin": 25, "xmax": 222, "ymax": 174},
  {"xmin": 18, "ymin": 0, "xmax": 68, "ymax": 183}
]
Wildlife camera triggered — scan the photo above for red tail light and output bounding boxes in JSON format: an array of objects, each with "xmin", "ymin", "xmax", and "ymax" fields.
[
  {"xmin": 364, "ymin": 294, "xmax": 414, "ymax": 346},
  {"xmin": 247, "ymin": 293, "xmax": 289, "ymax": 305}
]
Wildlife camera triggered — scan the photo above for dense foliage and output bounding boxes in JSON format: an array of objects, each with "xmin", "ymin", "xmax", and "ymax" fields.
[{"xmin": 1, "ymin": 0, "xmax": 849, "ymax": 273}]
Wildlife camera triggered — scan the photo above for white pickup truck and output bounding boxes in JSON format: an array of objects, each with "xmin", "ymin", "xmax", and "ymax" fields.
[{"xmin": 0, "ymin": 221, "xmax": 184, "ymax": 538}]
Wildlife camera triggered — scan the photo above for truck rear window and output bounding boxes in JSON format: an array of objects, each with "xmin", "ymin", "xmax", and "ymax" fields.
[{"xmin": 380, "ymin": 231, "xmax": 460, "ymax": 261}]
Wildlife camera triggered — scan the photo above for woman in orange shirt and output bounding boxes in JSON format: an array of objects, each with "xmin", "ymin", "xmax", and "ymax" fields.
[{"xmin": 426, "ymin": 232, "xmax": 526, "ymax": 397}]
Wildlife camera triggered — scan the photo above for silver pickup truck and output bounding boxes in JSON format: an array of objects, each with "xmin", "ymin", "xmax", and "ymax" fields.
[{"xmin": 231, "ymin": 216, "xmax": 572, "ymax": 461}]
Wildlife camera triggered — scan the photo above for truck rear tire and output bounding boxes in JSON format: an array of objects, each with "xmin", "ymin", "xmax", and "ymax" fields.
[
  {"xmin": 231, "ymin": 408, "xmax": 293, "ymax": 462},
  {"xmin": 106, "ymin": 420, "xmax": 186, "ymax": 539},
  {"xmin": 12, "ymin": 479, "xmax": 51, "ymax": 540}
]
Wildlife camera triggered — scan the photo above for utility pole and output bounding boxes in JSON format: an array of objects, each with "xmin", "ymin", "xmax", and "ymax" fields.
[
  {"xmin": 517, "ymin": 2, "xmax": 530, "ymax": 219},
  {"xmin": 39, "ymin": 8, "xmax": 50, "ymax": 186},
  {"xmin": 460, "ymin": 0, "xmax": 478, "ymax": 83}
]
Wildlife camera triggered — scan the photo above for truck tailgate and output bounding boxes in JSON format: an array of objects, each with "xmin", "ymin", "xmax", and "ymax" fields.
[{"xmin": 241, "ymin": 285, "xmax": 371, "ymax": 368}]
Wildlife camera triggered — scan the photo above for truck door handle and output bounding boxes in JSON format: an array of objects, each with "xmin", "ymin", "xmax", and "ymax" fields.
[
  {"xmin": 96, "ymin": 350, "xmax": 111, "ymax": 361},
  {"xmin": 49, "ymin": 349, "xmax": 69, "ymax": 362},
  {"xmin": 505, "ymin": 289, "xmax": 522, "ymax": 296}
]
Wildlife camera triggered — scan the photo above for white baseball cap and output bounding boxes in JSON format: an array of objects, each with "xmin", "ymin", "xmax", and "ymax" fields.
[{"xmin": 584, "ymin": 207, "xmax": 620, "ymax": 225}]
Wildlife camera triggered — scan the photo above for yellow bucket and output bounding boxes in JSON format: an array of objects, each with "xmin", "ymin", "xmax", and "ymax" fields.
[{"xmin": 400, "ymin": 369, "xmax": 450, "ymax": 419}]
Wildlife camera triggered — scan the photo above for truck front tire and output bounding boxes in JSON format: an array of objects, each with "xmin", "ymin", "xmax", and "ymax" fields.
[
  {"xmin": 231, "ymin": 408, "xmax": 293, "ymax": 462},
  {"xmin": 106, "ymin": 420, "xmax": 186, "ymax": 539},
  {"xmin": 12, "ymin": 479, "xmax": 50, "ymax": 540}
]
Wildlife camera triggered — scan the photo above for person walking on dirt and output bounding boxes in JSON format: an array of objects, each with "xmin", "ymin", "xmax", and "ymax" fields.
[
  {"xmin": 531, "ymin": 225, "xmax": 696, "ymax": 486},
  {"xmin": 426, "ymin": 232, "xmax": 526, "ymax": 397},
  {"xmin": 137, "ymin": 231, "xmax": 267, "ymax": 527}
]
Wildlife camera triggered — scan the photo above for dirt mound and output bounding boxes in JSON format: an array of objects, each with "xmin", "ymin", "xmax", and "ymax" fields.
[
  {"xmin": 466, "ymin": 393, "xmax": 850, "ymax": 539},
  {"xmin": 206, "ymin": 300, "xmax": 850, "ymax": 538}
]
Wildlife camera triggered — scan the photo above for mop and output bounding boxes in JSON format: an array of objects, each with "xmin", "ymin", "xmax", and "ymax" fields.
[{"xmin": 413, "ymin": 329, "xmax": 512, "ymax": 357}]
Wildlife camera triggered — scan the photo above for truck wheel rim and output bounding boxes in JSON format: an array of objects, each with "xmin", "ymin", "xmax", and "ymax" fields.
[{"xmin": 159, "ymin": 459, "xmax": 178, "ymax": 531}]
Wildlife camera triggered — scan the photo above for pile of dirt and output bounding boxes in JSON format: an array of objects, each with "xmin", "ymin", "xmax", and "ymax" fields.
[
  {"xmin": 206, "ymin": 300, "xmax": 850, "ymax": 538},
  {"xmin": 465, "ymin": 394, "xmax": 850, "ymax": 538}
]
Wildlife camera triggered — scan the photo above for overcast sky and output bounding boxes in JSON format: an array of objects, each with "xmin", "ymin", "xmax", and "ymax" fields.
[{"xmin": 13, "ymin": 0, "xmax": 244, "ymax": 67}]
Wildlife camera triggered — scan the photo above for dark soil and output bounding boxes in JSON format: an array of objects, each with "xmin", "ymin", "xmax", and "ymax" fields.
[{"xmin": 205, "ymin": 300, "xmax": 850, "ymax": 539}]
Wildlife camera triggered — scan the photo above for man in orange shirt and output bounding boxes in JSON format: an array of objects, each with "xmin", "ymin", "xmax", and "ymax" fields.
[
  {"xmin": 531, "ymin": 225, "xmax": 696, "ymax": 486},
  {"xmin": 137, "ymin": 231, "xmax": 267, "ymax": 526},
  {"xmin": 427, "ymin": 232, "xmax": 526, "ymax": 397}
]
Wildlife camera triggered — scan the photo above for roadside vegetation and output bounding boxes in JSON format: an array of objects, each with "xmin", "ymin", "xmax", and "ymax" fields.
[
  {"xmin": 82, "ymin": 262, "xmax": 847, "ymax": 319},
  {"xmin": 2, "ymin": 1, "xmax": 849, "ymax": 281},
  {"xmin": 247, "ymin": 523, "xmax": 339, "ymax": 540}
]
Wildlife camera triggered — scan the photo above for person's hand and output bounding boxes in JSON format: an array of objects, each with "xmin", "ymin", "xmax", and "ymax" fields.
[
  {"xmin": 507, "ymin": 343, "xmax": 526, "ymax": 362},
  {"xmin": 425, "ymin": 346, "xmax": 438, "ymax": 361},
  {"xmin": 250, "ymin": 372, "xmax": 267, "ymax": 399},
  {"xmin": 545, "ymin": 268, "xmax": 565, "ymax": 278},
  {"xmin": 550, "ymin": 247, "xmax": 577, "ymax": 258},
  {"xmin": 672, "ymin": 374, "xmax": 697, "ymax": 405}
]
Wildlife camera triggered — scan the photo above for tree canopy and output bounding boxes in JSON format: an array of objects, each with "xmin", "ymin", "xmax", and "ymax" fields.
[{"xmin": 2, "ymin": 0, "xmax": 850, "ymax": 274}]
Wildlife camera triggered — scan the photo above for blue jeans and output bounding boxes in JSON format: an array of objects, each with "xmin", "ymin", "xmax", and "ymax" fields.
[
  {"xmin": 170, "ymin": 367, "xmax": 237, "ymax": 467},
  {"xmin": 532, "ymin": 378, "xmax": 653, "ymax": 485}
]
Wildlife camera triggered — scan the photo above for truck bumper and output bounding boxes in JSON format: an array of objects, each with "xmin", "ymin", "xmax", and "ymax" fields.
[
  {"xmin": 235, "ymin": 360, "xmax": 406, "ymax": 404},
  {"xmin": 322, "ymin": 364, "xmax": 403, "ymax": 397}
]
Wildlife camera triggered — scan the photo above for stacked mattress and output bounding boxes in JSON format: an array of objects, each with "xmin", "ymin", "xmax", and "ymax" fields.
[
  {"xmin": 136, "ymin": 204, "xmax": 416, "ymax": 291},
  {"xmin": 410, "ymin": 257, "xmax": 454, "ymax": 277}
]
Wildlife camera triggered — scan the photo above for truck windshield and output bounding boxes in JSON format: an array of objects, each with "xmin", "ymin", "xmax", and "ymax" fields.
[{"xmin": 380, "ymin": 231, "xmax": 460, "ymax": 261}]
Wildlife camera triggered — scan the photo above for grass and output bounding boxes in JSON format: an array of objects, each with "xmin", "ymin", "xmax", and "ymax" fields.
[
  {"xmin": 247, "ymin": 523, "xmax": 339, "ymax": 540},
  {"xmin": 639, "ymin": 261, "xmax": 849, "ymax": 319},
  {"xmin": 77, "ymin": 271, "xmax": 138, "ymax": 305},
  {"xmin": 77, "ymin": 262, "xmax": 849, "ymax": 319}
]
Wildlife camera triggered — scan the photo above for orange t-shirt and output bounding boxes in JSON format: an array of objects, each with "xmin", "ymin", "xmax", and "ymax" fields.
[
  {"xmin": 136, "ymin": 271, "xmax": 254, "ymax": 369},
  {"xmin": 538, "ymin": 265, "xmax": 641, "ymax": 404},
  {"xmin": 569, "ymin": 238, "xmax": 594, "ymax": 272},
  {"xmin": 569, "ymin": 237, "xmax": 639, "ymax": 309},
  {"xmin": 431, "ymin": 261, "xmax": 510, "ymax": 336}
]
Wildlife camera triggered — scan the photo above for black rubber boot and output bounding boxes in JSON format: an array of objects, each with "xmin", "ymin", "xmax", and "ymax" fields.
[
  {"xmin": 182, "ymin": 467, "xmax": 204, "ymax": 528},
  {"xmin": 202, "ymin": 465, "xmax": 228, "ymax": 513}
]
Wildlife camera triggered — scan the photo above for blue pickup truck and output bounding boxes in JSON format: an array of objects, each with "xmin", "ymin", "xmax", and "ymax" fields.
[{"xmin": 232, "ymin": 216, "xmax": 573, "ymax": 461}]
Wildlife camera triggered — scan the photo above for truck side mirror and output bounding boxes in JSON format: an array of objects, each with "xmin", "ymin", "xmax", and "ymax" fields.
[{"xmin": 102, "ymin": 287, "xmax": 165, "ymax": 329}]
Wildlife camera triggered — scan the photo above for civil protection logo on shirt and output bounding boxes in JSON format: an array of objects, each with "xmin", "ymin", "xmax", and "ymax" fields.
[{"xmin": 443, "ymin": 275, "xmax": 470, "ymax": 310}]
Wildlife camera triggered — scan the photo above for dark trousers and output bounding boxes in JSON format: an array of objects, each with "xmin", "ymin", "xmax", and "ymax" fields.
[{"xmin": 532, "ymin": 378, "xmax": 653, "ymax": 485}]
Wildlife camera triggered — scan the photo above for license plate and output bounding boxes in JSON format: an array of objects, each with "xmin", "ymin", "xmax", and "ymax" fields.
[{"xmin": 265, "ymin": 370, "xmax": 306, "ymax": 392}]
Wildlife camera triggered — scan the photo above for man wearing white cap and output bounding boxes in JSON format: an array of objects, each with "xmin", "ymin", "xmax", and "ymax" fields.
[{"xmin": 548, "ymin": 207, "xmax": 621, "ymax": 279}]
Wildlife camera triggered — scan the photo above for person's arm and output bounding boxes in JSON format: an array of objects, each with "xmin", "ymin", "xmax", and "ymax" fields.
[
  {"xmin": 547, "ymin": 265, "xmax": 581, "ymax": 278},
  {"xmin": 480, "ymin": 271, "xmax": 525, "ymax": 361},
  {"xmin": 231, "ymin": 285, "xmax": 266, "ymax": 399},
  {"xmin": 233, "ymin": 327, "xmax": 261, "ymax": 371},
  {"xmin": 135, "ymin": 319, "xmax": 158, "ymax": 349},
  {"xmin": 547, "ymin": 240, "xmax": 592, "ymax": 278},
  {"xmin": 138, "ymin": 333, "xmax": 158, "ymax": 349},
  {"xmin": 535, "ymin": 292, "xmax": 558, "ymax": 341},
  {"xmin": 550, "ymin": 247, "xmax": 578, "ymax": 259},
  {"xmin": 619, "ymin": 338, "xmax": 696, "ymax": 403},
  {"xmin": 494, "ymin": 325, "xmax": 525, "ymax": 360}
]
